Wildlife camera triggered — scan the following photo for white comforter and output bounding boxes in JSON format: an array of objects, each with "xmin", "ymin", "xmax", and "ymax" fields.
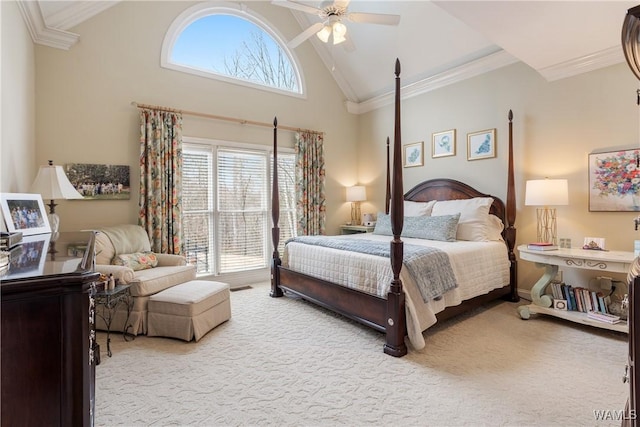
[{"xmin": 283, "ymin": 233, "xmax": 510, "ymax": 350}]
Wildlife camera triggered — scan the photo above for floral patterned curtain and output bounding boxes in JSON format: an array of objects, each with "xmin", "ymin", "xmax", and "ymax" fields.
[
  {"xmin": 295, "ymin": 131, "xmax": 326, "ymax": 235},
  {"xmin": 139, "ymin": 109, "xmax": 183, "ymax": 254}
]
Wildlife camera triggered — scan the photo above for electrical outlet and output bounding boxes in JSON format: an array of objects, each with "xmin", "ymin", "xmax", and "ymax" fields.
[{"xmin": 551, "ymin": 270, "xmax": 563, "ymax": 284}]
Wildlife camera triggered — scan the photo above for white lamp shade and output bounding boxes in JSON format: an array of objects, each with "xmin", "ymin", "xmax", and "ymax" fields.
[
  {"xmin": 30, "ymin": 163, "xmax": 83, "ymax": 200},
  {"xmin": 316, "ymin": 25, "xmax": 331, "ymax": 43},
  {"xmin": 346, "ymin": 185, "xmax": 366, "ymax": 202},
  {"xmin": 525, "ymin": 179, "xmax": 569, "ymax": 206}
]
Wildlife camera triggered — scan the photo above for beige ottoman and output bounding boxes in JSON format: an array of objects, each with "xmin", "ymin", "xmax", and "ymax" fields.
[{"xmin": 147, "ymin": 280, "xmax": 231, "ymax": 342}]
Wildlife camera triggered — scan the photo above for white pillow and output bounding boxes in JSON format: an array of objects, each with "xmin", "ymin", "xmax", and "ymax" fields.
[
  {"xmin": 486, "ymin": 214, "xmax": 504, "ymax": 241},
  {"xmin": 431, "ymin": 197, "xmax": 493, "ymax": 241},
  {"xmin": 403, "ymin": 200, "xmax": 436, "ymax": 216}
]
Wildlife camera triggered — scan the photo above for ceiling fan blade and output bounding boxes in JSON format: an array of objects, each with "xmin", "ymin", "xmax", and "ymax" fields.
[
  {"xmin": 271, "ymin": 0, "xmax": 322, "ymax": 16},
  {"xmin": 347, "ymin": 12, "xmax": 400, "ymax": 26},
  {"xmin": 288, "ymin": 22, "xmax": 325, "ymax": 48},
  {"xmin": 334, "ymin": 0, "xmax": 351, "ymax": 9}
]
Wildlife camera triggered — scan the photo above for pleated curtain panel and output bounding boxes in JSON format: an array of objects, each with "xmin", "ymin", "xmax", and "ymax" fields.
[
  {"xmin": 295, "ymin": 130, "xmax": 326, "ymax": 236},
  {"xmin": 138, "ymin": 108, "xmax": 184, "ymax": 254}
]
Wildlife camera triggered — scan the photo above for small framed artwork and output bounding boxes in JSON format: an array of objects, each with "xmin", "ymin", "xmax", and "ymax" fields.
[
  {"xmin": 589, "ymin": 148, "xmax": 640, "ymax": 211},
  {"xmin": 432, "ymin": 129, "xmax": 456, "ymax": 158},
  {"xmin": 0, "ymin": 193, "xmax": 51, "ymax": 236},
  {"xmin": 65, "ymin": 163, "xmax": 131, "ymax": 200},
  {"xmin": 467, "ymin": 128, "xmax": 496, "ymax": 161},
  {"xmin": 403, "ymin": 141, "xmax": 424, "ymax": 168}
]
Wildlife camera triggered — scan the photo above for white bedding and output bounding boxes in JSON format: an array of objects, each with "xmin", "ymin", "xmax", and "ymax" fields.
[{"xmin": 283, "ymin": 233, "xmax": 510, "ymax": 350}]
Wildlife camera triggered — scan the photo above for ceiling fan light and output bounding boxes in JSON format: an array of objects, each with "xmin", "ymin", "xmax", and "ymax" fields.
[
  {"xmin": 333, "ymin": 21, "xmax": 347, "ymax": 37},
  {"xmin": 317, "ymin": 25, "xmax": 331, "ymax": 43}
]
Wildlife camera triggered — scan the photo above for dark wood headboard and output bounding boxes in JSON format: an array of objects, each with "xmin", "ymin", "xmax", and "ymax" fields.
[{"xmin": 403, "ymin": 178, "xmax": 506, "ymax": 224}]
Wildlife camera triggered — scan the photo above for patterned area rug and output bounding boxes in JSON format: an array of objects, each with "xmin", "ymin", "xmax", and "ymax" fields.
[{"xmin": 95, "ymin": 282, "xmax": 627, "ymax": 426}]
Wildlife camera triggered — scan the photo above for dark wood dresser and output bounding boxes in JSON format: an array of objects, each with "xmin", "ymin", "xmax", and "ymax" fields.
[
  {"xmin": 627, "ymin": 276, "xmax": 640, "ymax": 426},
  {"xmin": 1, "ymin": 234, "xmax": 100, "ymax": 426}
]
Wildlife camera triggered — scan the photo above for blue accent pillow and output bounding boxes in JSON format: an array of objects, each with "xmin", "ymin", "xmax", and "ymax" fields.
[{"xmin": 373, "ymin": 212, "xmax": 460, "ymax": 242}]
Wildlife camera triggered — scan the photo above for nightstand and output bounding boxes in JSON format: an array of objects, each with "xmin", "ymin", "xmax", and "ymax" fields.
[{"xmin": 340, "ymin": 225, "xmax": 375, "ymax": 234}]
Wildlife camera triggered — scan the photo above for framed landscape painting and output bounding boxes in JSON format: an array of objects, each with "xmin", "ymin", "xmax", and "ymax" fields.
[
  {"xmin": 0, "ymin": 193, "xmax": 51, "ymax": 236},
  {"xmin": 65, "ymin": 163, "xmax": 131, "ymax": 200},
  {"xmin": 589, "ymin": 148, "xmax": 640, "ymax": 211},
  {"xmin": 432, "ymin": 129, "xmax": 456, "ymax": 158}
]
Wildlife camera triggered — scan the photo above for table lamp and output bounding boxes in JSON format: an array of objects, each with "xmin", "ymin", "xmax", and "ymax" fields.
[
  {"xmin": 524, "ymin": 178, "xmax": 569, "ymax": 245},
  {"xmin": 346, "ymin": 185, "xmax": 366, "ymax": 226},
  {"xmin": 29, "ymin": 160, "xmax": 83, "ymax": 234}
]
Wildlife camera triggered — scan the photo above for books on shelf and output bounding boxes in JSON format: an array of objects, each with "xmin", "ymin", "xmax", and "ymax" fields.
[
  {"xmin": 550, "ymin": 282, "xmax": 615, "ymax": 318},
  {"xmin": 587, "ymin": 310, "xmax": 621, "ymax": 324},
  {"xmin": 527, "ymin": 242, "xmax": 559, "ymax": 251}
]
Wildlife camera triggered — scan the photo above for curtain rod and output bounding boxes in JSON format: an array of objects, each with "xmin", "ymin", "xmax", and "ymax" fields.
[{"xmin": 131, "ymin": 101, "xmax": 322, "ymax": 135}]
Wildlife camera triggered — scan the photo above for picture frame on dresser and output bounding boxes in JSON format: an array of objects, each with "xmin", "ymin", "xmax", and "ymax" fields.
[
  {"xmin": 432, "ymin": 129, "xmax": 456, "ymax": 158},
  {"xmin": 467, "ymin": 129, "xmax": 496, "ymax": 161},
  {"xmin": 0, "ymin": 193, "xmax": 51, "ymax": 236}
]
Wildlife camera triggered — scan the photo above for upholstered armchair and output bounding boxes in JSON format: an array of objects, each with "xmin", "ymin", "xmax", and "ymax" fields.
[{"xmin": 94, "ymin": 224, "xmax": 196, "ymax": 335}]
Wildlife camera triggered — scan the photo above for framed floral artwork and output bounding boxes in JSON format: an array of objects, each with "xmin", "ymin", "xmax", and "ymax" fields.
[
  {"xmin": 589, "ymin": 148, "xmax": 640, "ymax": 211},
  {"xmin": 403, "ymin": 141, "xmax": 424, "ymax": 168},
  {"xmin": 467, "ymin": 129, "xmax": 496, "ymax": 160},
  {"xmin": 432, "ymin": 129, "xmax": 456, "ymax": 158}
]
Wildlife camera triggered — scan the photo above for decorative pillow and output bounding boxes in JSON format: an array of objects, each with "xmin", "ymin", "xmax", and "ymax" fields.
[
  {"xmin": 431, "ymin": 197, "xmax": 493, "ymax": 241},
  {"xmin": 404, "ymin": 200, "xmax": 436, "ymax": 216},
  {"xmin": 112, "ymin": 252, "xmax": 158, "ymax": 271},
  {"xmin": 373, "ymin": 212, "xmax": 460, "ymax": 242}
]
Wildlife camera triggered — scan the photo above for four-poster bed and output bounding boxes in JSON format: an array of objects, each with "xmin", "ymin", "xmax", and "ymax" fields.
[{"xmin": 270, "ymin": 59, "xmax": 518, "ymax": 357}]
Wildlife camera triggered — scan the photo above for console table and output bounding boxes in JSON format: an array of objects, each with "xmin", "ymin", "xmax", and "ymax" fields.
[
  {"xmin": 95, "ymin": 283, "xmax": 133, "ymax": 357},
  {"xmin": 517, "ymin": 245, "xmax": 635, "ymax": 333}
]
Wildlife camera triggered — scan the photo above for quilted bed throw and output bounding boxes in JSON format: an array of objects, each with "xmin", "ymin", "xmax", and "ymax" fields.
[{"xmin": 287, "ymin": 236, "xmax": 457, "ymax": 301}]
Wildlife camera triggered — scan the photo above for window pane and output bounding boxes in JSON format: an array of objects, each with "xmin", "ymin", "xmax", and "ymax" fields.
[
  {"xmin": 183, "ymin": 150, "xmax": 213, "ymax": 274},
  {"xmin": 170, "ymin": 14, "xmax": 300, "ymax": 93},
  {"xmin": 183, "ymin": 212, "xmax": 211, "ymax": 274},
  {"xmin": 218, "ymin": 149, "xmax": 266, "ymax": 211},
  {"xmin": 218, "ymin": 212, "xmax": 266, "ymax": 272}
]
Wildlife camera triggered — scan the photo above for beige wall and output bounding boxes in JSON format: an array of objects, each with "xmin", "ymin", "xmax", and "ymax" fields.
[
  {"xmin": 1, "ymin": 0, "xmax": 36, "ymax": 198},
  {"xmin": 34, "ymin": 1, "xmax": 358, "ymax": 234},
  {"xmin": 7, "ymin": 1, "xmax": 640, "ymax": 292},
  {"xmin": 358, "ymin": 61, "xmax": 639, "ymax": 292}
]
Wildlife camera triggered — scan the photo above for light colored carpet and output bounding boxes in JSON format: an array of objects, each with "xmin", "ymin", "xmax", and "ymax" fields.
[{"xmin": 95, "ymin": 282, "xmax": 628, "ymax": 426}]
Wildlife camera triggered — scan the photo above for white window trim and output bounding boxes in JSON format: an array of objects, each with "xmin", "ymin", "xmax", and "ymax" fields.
[
  {"xmin": 183, "ymin": 136, "xmax": 294, "ymax": 279},
  {"xmin": 161, "ymin": 1, "xmax": 306, "ymax": 99}
]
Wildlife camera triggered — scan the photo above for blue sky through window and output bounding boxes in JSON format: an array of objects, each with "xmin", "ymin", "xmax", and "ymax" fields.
[{"xmin": 170, "ymin": 14, "xmax": 300, "ymax": 93}]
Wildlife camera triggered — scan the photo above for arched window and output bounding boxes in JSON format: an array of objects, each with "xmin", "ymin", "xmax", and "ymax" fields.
[{"xmin": 162, "ymin": 2, "xmax": 304, "ymax": 96}]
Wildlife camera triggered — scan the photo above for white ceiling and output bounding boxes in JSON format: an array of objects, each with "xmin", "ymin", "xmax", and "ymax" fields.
[{"xmin": 20, "ymin": 0, "xmax": 639, "ymax": 114}]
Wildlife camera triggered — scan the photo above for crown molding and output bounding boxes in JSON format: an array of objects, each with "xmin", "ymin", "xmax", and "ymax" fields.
[
  {"xmin": 537, "ymin": 46, "xmax": 624, "ymax": 82},
  {"xmin": 44, "ymin": 1, "xmax": 120, "ymax": 30},
  {"xmin": 16, "ymin": 0, "xmax": 79, "ymax": 50},
  {"xmin": 346, "ymin": 50, "xmax": 518, "ymax": 115}
]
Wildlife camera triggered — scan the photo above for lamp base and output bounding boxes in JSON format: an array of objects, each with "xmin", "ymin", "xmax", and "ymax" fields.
[
  {"xmin": 351, "ymin": 202, "xmax": 362, "ymax": 226},
  {"xmin": 48, "ymin": 212, "xmax": 60, "ymax": 234}
]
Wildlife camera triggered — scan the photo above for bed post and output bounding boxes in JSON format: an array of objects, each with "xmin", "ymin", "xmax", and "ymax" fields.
[
  {"xmin": 385, "ymin": 137, "xmax": 391, "ymax": 214},
  {"xmin": 505, "ymin": 110, "xmax": 519, "ymax": 302},
  {"xmin": 270, "ymin": 117, "xmax": 283, "ymax": 298},
  {"xmin": 384, "ymin": 59, "xmax": 408, "ymax": 357}
]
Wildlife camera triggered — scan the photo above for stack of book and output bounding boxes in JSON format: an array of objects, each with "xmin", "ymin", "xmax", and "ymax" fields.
[
  {"xmin": 587, "ymin": 310, "xmax": 621, "ymax": 324},
  {"xmin": 550, "ymin": 282, "xmax": 612, "ymax": 315},
  {"xmin": 0, "ymin": 232, "xmax": 22, "ymax": 251},
  {"xmin": 527, "ymin": 242, "xmax": 559, "ymax": 251}
]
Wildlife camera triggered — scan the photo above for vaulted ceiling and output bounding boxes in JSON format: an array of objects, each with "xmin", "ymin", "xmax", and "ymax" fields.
[{"xmin": 18, "ymin": 1, "xmax": 638, "ymax": 114}]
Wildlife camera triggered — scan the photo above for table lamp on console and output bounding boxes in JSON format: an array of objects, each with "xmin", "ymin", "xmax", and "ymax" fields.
[
  {"xmin": 29, "ymin": 160, "xmax": 83, "ymax": 241},
  {"xmin": 346, "ymin": 185, "xmax": 366, "ymax": 226},
  {"xmin": 524, "ymin": 178, "xmax": 569, "ymax": 245}
]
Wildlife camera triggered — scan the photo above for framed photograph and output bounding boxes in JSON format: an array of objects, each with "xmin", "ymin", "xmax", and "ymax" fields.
[
  {"xmin": 589, "ymin": 148, "xmax": 640, "ymax": 211},
  {"xmin": 4, "ymin": 233, "xmax": 51, "ymax": 280},
  {"xmin": 64, "ymin": 163, "xmax": 131, "ymax": 200},
  {"xmin": 432, "ymin": 129, "xmax": 456, "ymax": 158},
  {"xmin": 467, "ymin": 129, "xmax": 496, "ymax": 161},
  {"xmin": 0, "ymin": 193, "xmax": 51, "ymax": 236},
  {"xmin": 403, "ymin": 141, "xmax": 424, "ymax": 168}
]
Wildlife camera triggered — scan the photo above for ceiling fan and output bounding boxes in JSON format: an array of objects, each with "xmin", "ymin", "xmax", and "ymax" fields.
[{"xmin": 272, "ymin": 0, "xmax": 400, "ymax": 49}]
